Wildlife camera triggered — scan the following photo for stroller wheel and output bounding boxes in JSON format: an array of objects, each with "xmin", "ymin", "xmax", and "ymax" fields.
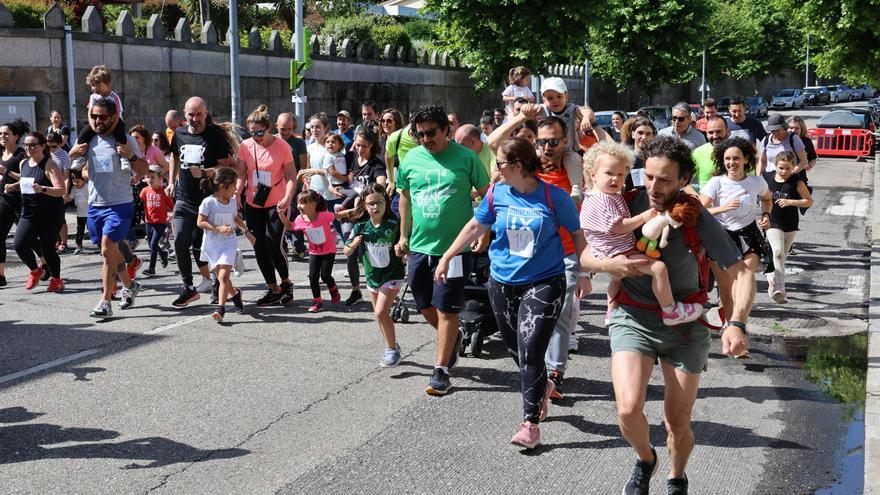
[
  {"xmin": 470, "ymin": 330, "xmax": 484, "ymax": 357},
  {"xmin": 391, "ymin": 305, "xmax": 402, "ymax": 323},
  {"xmin": 400, "ymin": 307, "xmax": 410, "ymax": 323}
]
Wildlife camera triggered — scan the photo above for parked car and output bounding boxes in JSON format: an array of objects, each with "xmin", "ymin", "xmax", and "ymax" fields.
[
  {"xmin": 636, "ymin": 105, "xmax": 672, "ymax": 130},
  {"xmin": 745, "ymin": 96, "xmax": 768, "ymax": 117},
  {"xmin": 594, "ymin": 110, "xmax": 629, "ymax": 128},
  {"xmin": 827, "ymin": 84, "xmax": 853, "ymax": 103},
  {"xmin": 802, "ymin": 86, "xmax": 831, "ymax": 106},
  {"xmin": 856, "ymin": 84, "xmax": 879, "ymax": 99},
  {"xmin": 770, "ymin": 89, "xmax": 805, "ymax": 109},
  {"xmin": 850, "ymin": 85, "xmax": 868, "ymax": 100},
  {"xmin": 716, "ymin": 96, "xmax": 731, "ymax": 117}
]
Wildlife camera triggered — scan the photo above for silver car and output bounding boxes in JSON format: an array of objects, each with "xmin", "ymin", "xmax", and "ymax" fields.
[
  {"xmin": 828, "ymin": 84, "xmax": 853, "ymax": 102},
  {"xmin": 770, "ymin": 89, "xmax": 805, "ymax": 109}
]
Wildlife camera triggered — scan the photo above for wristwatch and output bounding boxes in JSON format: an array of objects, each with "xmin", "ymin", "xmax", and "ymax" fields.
[
  {"xmin": 128, "ymin": 154, "xmax": 138, "ymax": 162},
  {"xmin": 725, "ymin": 320, "xmax": 748, "ymax": 335}
]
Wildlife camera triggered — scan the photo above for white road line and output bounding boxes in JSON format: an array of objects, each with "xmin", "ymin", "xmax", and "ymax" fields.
[
  {"xmin": 825, "ymin": 194, "xmax": 869, "ymax": 217},
  {"xmin": 0, "ymin": 315, "xmax": 209, "ymax": 384}
]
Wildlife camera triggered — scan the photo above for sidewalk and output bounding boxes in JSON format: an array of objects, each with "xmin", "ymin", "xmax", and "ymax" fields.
[{"xmin": 865, "ymin": 153, "xmax": 879, "ymax": 494}]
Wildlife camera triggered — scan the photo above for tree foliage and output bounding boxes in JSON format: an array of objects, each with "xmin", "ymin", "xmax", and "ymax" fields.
[
  {"xmin": 424, "ymin": 0, "xmax": 593, "ymax": 91},
  {"xmin": 776, "ymin": 0, "xmax": 880, "ymax": 86}
]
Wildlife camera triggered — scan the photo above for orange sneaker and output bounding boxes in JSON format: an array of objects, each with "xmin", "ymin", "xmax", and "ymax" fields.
[
  {"xmin": 47, "ymin": 277, "xmax": 65, "ymax": 292},
  {"xmin": 25, "ymin": 267, "xmax": 44, "ymax": 290}
]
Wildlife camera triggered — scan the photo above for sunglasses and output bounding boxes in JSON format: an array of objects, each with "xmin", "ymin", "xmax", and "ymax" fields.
[
  {"xmin": 90, "ymin": 114, "xmax": 110, "ymax": 121},
  {"xmin": 414, "ymin": 128, "xmax": 439, "ymax": 139},
  {"xmin": 495, "ymin": 160, "xmax": 518, "ymax": 168},
  {"xmin": 671, "ymin": 116, "xmax": 688, "ymax": 122},
  {"xmin": 535, "ymin": 138, "xmax": 561, "ymax": 147},
  {"xmin": 24, "ymin": 142, "xmax": 41, "ymax": 148},
  {"xmin": 249, "ymin": 130, "xmax": 266, "ymax": 137}
]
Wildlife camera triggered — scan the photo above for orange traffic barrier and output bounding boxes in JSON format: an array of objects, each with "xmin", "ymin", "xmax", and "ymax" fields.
[{"xmin": 808, "ymin": 128, "xmax": 874, "ymax": 158}]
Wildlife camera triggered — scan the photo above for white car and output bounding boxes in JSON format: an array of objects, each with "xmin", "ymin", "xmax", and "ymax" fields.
[{"xmin": 770, "ymin": 89, "xmax": 805, "ymax": 109}]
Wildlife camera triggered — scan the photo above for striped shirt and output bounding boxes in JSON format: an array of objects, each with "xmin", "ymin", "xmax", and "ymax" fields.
[{"xmin": 580, "ymin": 191, "xmax": 635, "ymax": 258}]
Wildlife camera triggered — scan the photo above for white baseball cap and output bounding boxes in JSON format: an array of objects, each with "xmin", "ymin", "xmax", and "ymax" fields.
[{"xmin": 541, "ymin": 77, "xmax": 568, "ymax": 95}]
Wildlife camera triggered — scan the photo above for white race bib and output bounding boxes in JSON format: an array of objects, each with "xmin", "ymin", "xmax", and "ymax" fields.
[
  {"xmin": 630, "ymin": 168, "xmax": 646, "ymax": 187},
  {"xmin": 19, "ymin": 177, "xmax": 35, "ymax": 194},
  {"xmin": 253, "ymin": 170, "xmax": 271, "ymax": 186},
  {"xmin": 506, "ymin": 228, "xmax": 535, "ymax": 258},
  {"xmin": 93, "ymin": 150, "xmax": 114, "ymax": 174},
  {"xmin": 181, "ymin": 144, "xmax": 205, "ymax": 165},
  {"xmin": 447, "ymin": 255, "xmax": 464, "ymax": 279},
  {"xmin": 352, "ymin": 180, "xmax": 365, "ymax": 194},
  {"xmin": 305, "ymin": 226, "xmax": 327, "ymax": 245},
  {"xmin": 366, "ymin": 242, "xmax": 390, "ymax": 268}
]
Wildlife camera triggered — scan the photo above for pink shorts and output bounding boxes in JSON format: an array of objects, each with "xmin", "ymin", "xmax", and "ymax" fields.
[{"xmin": 367, "ymin": 279, "xmax": 403, "ymax": 294}]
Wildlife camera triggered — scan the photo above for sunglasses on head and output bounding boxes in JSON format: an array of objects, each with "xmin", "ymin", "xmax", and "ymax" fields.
[
  {"xmin": 249, "ymin": 130, "xmax": 266, "ymax": 137},
  {"xmin": 535, "ymin": 138, "xmax": 561, "ymax": 147},
  {"xmin": 414, "ymin": 128, "xmax": 439, "ymax": 139}
]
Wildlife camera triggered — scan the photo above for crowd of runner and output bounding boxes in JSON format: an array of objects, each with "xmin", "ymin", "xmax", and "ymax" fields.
[{"xmin": 0, "ymin": 64, "xmax": 822, "ymax": 494}]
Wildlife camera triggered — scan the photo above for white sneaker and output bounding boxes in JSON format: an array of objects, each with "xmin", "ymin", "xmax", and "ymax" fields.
[
  {"xmin": 196, "ymin": 277, "xmax": 213, "ymax": 293},
  {"xmin": 570, "ymin": 184, "xmax": 583, "ymax": 203}
]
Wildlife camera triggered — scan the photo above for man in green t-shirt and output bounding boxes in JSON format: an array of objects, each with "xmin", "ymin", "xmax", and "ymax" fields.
[
  {"xmin": 690, "ymin": 116, "xmax": 728, "ymax": 192},
  {"xmin": 394, "ymin": 105, "xmax": 490, "ymax": 396}
]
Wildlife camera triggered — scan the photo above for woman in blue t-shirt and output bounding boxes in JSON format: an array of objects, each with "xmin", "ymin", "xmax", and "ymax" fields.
[{"xmin": 435, "ymin": 137, "xmax": 590, "ymax": 450}]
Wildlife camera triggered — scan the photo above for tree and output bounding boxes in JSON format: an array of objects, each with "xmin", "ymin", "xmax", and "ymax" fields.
[
  {"xmin": 586, "ymin": 0, "xmax": 711, "ymax": 96},
  {"xmin": 424, "ymin": 0, "xmax": 593, "ymax": 91},
  {"xmin": 776, "ymin": 0, "xmax": 880, "ymax": 86}
]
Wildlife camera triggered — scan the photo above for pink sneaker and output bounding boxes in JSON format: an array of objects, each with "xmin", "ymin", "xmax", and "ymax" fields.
[
  {"xmin": 308, "ymin": 299, "xmax": 324, "ymax": 313},
  {"xmin": 511, "ymin": 422, "xmax": 540, "ymax": 449},
  {"xmin": 329, "ymin": 285, "xmax": 341, "ymax": 304},
  {"xmin": 539, "ymin": 378, "xmax": 555, "ymax": 421},
  {"xmin": 661, "ymin": 302, "xmax": 703, "ymax": 326},
  {"xmin": 772, "ymin": 288, "xmax": 788, "ymax": 304}
]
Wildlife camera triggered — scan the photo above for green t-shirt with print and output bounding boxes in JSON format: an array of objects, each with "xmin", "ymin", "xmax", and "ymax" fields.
[
  {"xmin": 347, "ymin": 217, "xmax": 406, "ymax": 288},
  {"xmin": 397, "ymin": 141, "xmax": 490, "ymax": 256},
  {"xmin": 692, "ymin": 142, "xmax": 716, "ymax": 189}
]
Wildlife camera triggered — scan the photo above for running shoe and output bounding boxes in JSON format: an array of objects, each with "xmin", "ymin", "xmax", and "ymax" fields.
[
  {"xmin": 159, "ymin": 250, "xmax": 169, "ymax": 268},
  {"xmin": 73, "ymin": 246, "xmax": 83, "ymax": 255},
  {"xmin": 622, "ymin": 446, "xmax": 658, "ymax": 495},
  {"xmin": 172, "ymin": 286, "xmax": 200, "ymax": 308},
  {"xmin": 539, "ymin": 378, "xmax": 555, "ymax": 421},
  {"xmin": 70, "ymin": 156, "xmax": 86, "ymax": 171},
  {"xmin": 0, "ymin": 275, "xmax": 6, "ymax": 287},
  {"xmin": 667, "ymin": 477, "xmax": 689, "ymax": 495},
  {"xmin": 212, "ymin": 305, "xmax": 225, "ymax": 322},
  {"xmin": 26, "ymin": 267, "xmax": 44, "ymax": 290},
  {"xmin": 329, "ymin": 285, "xmax": 341, "ymax": 304},
  {"xmin": 231, "ymin": 288, "xmax": 244, "ymax": 314},
  {"xmin": 47, "ymin": 277, "xmax": 64, "ymax": 292},
  {"xmin": 210, "ymin": 278, "xmax": 220, "ymax": 305},
  {"xmin": 447, "ymin": 329, "xmax": 464, "ymax": 370},
  {"xmin": 510, "ymin": 422, "xmax": 541, "ymax": 449},
  {"xmin": 119, "ymin": 281, "xmax": 141, "ymax": 309},
  {"xmin": 569, "ymin": 184, "xmax": 583, "ymax": 204},
  {"xmin": 196, "ymin": 277, "xmax": 213, "ymax": 293},
  {"xmin": 279, "ymin": 281, "xmax": 294, "ymax": 305},
  {"xmin": 57, "ymin": 244, "xmax": 69, "ymax": 255},
  {"xmin": 307, "ymin": 299, "xmax": 324, "ymax": 313},
  {"xmin": 126, "ymin": 257, "xmax": 143, "ymax": 280},
  {"xmin": 379, "ymin": 345, "xmax": 402, "ymax": 368},
  {"xmin": 661, "ymin": 302, "xmax": 703, "ymax": 326},
  {"xmin": 40, "ymin": 265, "xmax": 50, "ymax": 281},
  {"xmin": 141, "ymin": 268, "xmax": 156, "ymax": 277},
  {"xmin": 256, "ymin": 288, "xmax": 283, "ymax": 307},
  {"xmin": 548, "ymin": 371, "xmax": 564, "ymax": 401},
  {"xmin": 425, "ymin": 367, "xmax": 451, "ymax": 396},
  {"xmin": 772, "ymin": 286, "xmax": 788, "ymax": 304},
  {"xmin": 90, "ymin": 300, "xmax": 113, "ymax": 318},
  {"xmin": 344, "ymin": 289, "xmax": 362, "ymax": 306}
]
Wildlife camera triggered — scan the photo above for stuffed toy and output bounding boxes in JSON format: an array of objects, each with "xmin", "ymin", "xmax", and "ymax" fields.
[{"xmin": 635, "ymin": 192, "xmax": 702, "ymax": 258}]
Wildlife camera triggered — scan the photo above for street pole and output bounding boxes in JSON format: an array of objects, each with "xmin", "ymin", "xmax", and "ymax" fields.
[
  {"xmin": 583, "ymin": 43, "xmax": 590, "ymax": 106},
  {"xmin": 805, "ymin": 33, "xmax": 810, "ymax": 87},
  {"xmin": 229, "ymin": 0, "xmax": 240, "ymax": 125},
  {"xmin": 700, "ymin": 49, "xmax": 707, "ymax": 104},
  {"xmin": 294, "ymin": 0, "xmax": 305, "ymax": 133}
]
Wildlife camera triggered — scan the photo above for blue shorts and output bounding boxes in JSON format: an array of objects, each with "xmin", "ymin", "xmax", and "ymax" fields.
[{"xmin": 88, "ymin": 203, "xmax": 133, "ymax": 245}]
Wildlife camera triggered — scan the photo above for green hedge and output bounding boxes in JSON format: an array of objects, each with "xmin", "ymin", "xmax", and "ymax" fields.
[
  {"xmin": 6, "ymin": 1, "xmax": 48, "ymax": 28},
  {"xmin": 402, "ymin": 18, "xmax": 436, "ymax": 42},
  {"xmin": 372, "ymin": 24, "xmax": 411, "ymax": 52},
  {"xmin": 320, "ymin": 15, "xmax": 374, "ymax": 44}
]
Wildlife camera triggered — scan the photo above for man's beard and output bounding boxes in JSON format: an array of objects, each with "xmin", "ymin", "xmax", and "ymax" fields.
[{"xmin": 538, "ymin": 152, "xmax": 562, "ymax": 173}]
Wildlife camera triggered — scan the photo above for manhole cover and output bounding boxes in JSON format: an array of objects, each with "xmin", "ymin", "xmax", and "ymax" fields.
[{"xmin": 751, "ymin": 312, "xmax": 828, "ymax": 330}]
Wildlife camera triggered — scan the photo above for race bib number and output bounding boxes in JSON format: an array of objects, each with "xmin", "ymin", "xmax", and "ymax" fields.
[
  {"xmin": 366, "ymin": 242, "xmax": 390, "ymax": 268},
  {"xmin": 180, "ymin": 144, "xmax": 205, "ymax": 165},
  {"xmin": 305, "ymin": 226, "xmax": 327, "ymax": 245},
  {"xmin": 93, "ymin": 150, "xmax": 114, "ymax": 174},
  {"xmin": 19, "ymin": 177, "xmax": 35, "ymax": 194},
  {"xmin": 352, "ymin": 180, "xmax": 365, "ymax": 194},
  {"xmin": 630, "ymin": 169, "xmax": 645, "ymax": 187},
  {"xmin": 253, "ymin": 170, "xmax": 271, "ymax": 186},
  {"xmin": 506, "ymin": 228, "xmax": 535, "ymax": 258},
  {"xmin": 447, "ymin": 255, "xmax": 464, "ymax": 279}
]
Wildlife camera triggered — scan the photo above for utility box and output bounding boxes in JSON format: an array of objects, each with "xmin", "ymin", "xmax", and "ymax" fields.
[{"xmin": 0, "ymin": 97, "xmax": 37, "ymax": 132}]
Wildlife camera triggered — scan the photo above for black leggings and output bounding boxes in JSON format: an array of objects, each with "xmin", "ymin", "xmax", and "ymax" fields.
[
  {"xmin": 14, "ymin": 211, "xmax": 64, "ymax": 278},
  {"xmin": 341, "ymin": 221, "xmax": 360, "ymax": 288},
  {"xmin": 173, "ymin": 204, "xmax": 207, "ymax": 286},
  {"xmin": 75, "ymin": 216, "xmax": 87, "ymax": 246},
  {"xmin": 308, "ymin": 253, "xmax": 336, "ymax": 299},
  {"xmin": 488, "ymin": 275, "xmax": 566, "ymax": 423},
  {"xmin": 245, "ymin": 204, "xmax": 289, "ymax": 286},
  {"xmin": 145, "ymin": 223, "xmax": 167, "ymax": 271},
  {"xmin": 0, "ymin": 196, "xmax": 17, "ymax": 264}
]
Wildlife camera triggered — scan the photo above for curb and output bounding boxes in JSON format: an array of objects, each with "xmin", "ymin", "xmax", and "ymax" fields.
[{"xmin": 866, "ymin": 152, "xmax": 880, "ymax": 494}]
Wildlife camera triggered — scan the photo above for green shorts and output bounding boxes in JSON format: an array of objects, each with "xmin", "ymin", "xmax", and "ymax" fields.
[{"xmin": 609, "ymin": 306, "xmax": 711, "ymax": 374}]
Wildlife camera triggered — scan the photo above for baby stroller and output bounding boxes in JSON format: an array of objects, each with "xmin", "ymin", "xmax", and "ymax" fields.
[{"xmin": 458, "ymin": 250, "xmax": 497, "ymax": 358}]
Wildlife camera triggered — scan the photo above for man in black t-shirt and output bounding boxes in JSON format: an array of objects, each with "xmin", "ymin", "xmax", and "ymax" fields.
[
  {"xmin": 168, "ymin": 96, "xmax": 234, "ymax": 307},
  {"xmin": 726, "ymin": 95, "xmax": 767, "ymax": 145}
]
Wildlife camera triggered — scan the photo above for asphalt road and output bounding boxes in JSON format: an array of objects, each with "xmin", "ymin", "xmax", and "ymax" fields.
[{"xmin": 0, "ymin": 102, "xmax": 871, "ymax": 494}]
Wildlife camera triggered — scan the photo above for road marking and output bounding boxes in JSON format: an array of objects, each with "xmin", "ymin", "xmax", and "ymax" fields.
[
  {"xmin": 825, "ymin": 194, "xmax": 869, "ymax": 217},
  {"xmin": 0, "ymin": 315, "xmax": 210, "ymax": 385},
  {"xmin": 845, "ymin": 274, "xmax": 866, "ymax": 295}
]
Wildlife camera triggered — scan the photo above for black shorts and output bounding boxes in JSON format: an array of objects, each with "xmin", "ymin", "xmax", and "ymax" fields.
[{"xmin": 407, "ymin": 251, "xmax": 473, "ymax": 314}]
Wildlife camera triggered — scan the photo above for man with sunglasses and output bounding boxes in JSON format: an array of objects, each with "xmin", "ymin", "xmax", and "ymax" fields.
[
  {"xmin": 69, "ymin": 97, "xmax": 148, "ymax": 318},
  {"xmin": 658, "ymin": 102, "xmax": 706, "ymax": 150},
  {"xmin": 394, "ymin": 105, "xmax": 490, "ymax": 395},
  {"xmin": 168, "ymin": 96, "xmax": 235, "ymax": 308}
]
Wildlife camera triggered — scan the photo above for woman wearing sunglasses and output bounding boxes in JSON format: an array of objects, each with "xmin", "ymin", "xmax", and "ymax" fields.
[
  {"xmin": 0, "ymin": 120, "xmax": 29, "ymax": 286},
  {"xmin": 235, "ymin": 105, "xmax": 296, "ymax": 307},
  {"xmin": 5, "ymin": 132, "xmax": 67, "ymax": 292}
]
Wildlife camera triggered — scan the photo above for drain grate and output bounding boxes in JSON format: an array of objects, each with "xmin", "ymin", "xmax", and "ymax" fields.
[{"xmin": 751, "ymin": 312, "xmax": 828, "ymax": 330}]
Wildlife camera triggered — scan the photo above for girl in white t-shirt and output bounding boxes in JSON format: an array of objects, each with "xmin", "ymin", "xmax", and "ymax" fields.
[
  {"xmin": 700, "ymin": 137, "xmax": 773, "ymax": 356},
  {"xmin": 502, "ymin": 66, "xmax": 535, "ymax": 116}
]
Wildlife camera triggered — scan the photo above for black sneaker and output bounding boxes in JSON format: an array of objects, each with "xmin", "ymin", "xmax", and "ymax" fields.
[
  {"xmin": 279, "ymin": 281, "xmax": 294, "ymax": 305},
  {"xmin": 231, "ymin": 288, "xmax": 245, "ymax": 314},
  {"xmin": 344, "ymin": 289, "xmax": 363, "ymax": 306},
  {"xmin": 212, "ymin": 305, "xmax": 225, "ymax": 322},
  {"xmin": 425, "ymin": 367, "xmax": 451, "ymax": 396},
  {"xmin": 40, "ymin": 265, "xmax": 50, "ymax": 281},
  {"xmin": 160, "ymin": 250, "xmax": 169, "ymax": 268},
  {"xmin": 0, "ymin": 275, "xmax": 6, "ymax": 287},
  {"xmin": 142, "ymin": 268, "xmax": 156, "ymax": 277},
  {"xmin": 447, "ymin": 329, "xmax": 464, "ymax": 370},
  {"xmin": 623, "ymin": 446, "xmax": 658, "ymax": 495},
  {"xmin": 667, "ymin": 477, "xmax": 688, "ymax": 495},
  {"xmin": 256, "ymin": 288, "xmax": 283, "ymax": 307},
  {"xmin": 172, "ymin": 286, "xmax": 200, "ymax": 308},
  {"xmin": 210, "ymin": 278, "xmax": 220, "ymax": 305}
]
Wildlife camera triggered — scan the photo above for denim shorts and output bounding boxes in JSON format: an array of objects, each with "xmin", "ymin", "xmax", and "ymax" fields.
[{"xmin": 88, "ymin": 203, "xmax": 133, "ymax": 245}]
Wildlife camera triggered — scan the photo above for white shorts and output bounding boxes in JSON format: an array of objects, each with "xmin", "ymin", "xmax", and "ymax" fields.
[{"xmin": 367, "ymin": 279, "xmax": 403, "ymax": 294}]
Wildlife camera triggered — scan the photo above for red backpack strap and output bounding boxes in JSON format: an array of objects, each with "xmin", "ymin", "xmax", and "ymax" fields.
[{"xmin": 623, "ymin": 188, "xmax": 640, "ymax": 205}]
